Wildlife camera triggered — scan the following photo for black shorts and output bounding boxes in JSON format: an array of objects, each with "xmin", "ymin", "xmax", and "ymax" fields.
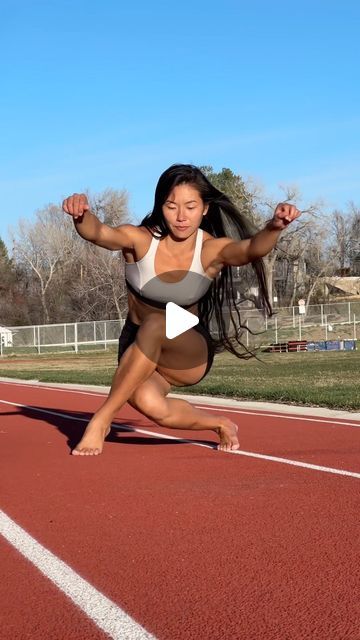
[{"xmin": 118, "ymin": 314, "xmax": 215, "ymax": 385}]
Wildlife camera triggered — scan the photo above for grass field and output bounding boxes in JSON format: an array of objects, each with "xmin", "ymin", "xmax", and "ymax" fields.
[{"xmin": 0, "ymin": 347, "xmax": 359, "ymax": 411}]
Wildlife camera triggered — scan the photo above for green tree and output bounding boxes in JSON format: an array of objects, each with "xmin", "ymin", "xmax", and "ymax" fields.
[
  {"xmin": 0, "ymin": 238, "xmax": 13, "ymax": 307},
  {"xmin": 200, "ymin": 167, "xmax": 323, "ymax": 308},
  {"xmin": 0, "ymin": 237, "xmax": 23, "ymax": 325},
  {"xmin": 0, "ymin": 238, "xmax": 10, "ymax": 263},
  {"xmin": 200, "ymin": 166, "xmax": 261, "ymax": 225}
]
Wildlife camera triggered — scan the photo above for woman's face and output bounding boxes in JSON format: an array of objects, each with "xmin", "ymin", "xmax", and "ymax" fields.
[{"xmin": 162, "ymin": 183, "xmax": 208, "ymax": 239}]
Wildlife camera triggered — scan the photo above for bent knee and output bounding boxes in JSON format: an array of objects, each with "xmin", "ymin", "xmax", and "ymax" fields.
[{"xmin": 128, "ymin": 387, "xmax": 169, "ymax": 423}]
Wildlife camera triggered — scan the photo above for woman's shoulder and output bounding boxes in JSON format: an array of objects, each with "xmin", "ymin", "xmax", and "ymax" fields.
[
  {"xmin": 120, "ymin": 224, "xmax": 152, "ymax": 237},
  {"xmin": 121, "ymin": 225, "xmax": 157, "ymax": 262},
  {"xmin": 119, "ymin": 224, "xmax": 156, "ymax": 247},
  {"xmin": 201, "ymin": 229, "xmax": 234, "ymax": 251},
  {"xmin": 201, "ymin": 230, "xmax": 237, "ymax": 271},
  {"xmin": 201, "ymin": 229, "xmax": 215, "ymax": 242}
]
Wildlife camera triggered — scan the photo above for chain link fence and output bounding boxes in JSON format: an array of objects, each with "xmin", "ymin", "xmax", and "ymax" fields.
[
  {"xmin": 0, "ymin": 319, "xmax": 124, "ymax": 356},
  {"xmin": 215, "ymin": 300, "xmax": 360, "ymax": 350},
  {"xmin": 0, "ymin": 301, "xmax": 359, "ymax": 356}
]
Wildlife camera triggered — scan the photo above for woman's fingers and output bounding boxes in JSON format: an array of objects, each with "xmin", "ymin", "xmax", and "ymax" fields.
[
  {"xmin": 274, "ymin": 203, "xmax": 301, "ymax": 226},
  {"xmin": 62, "ymin": 193, "xmax": 89, "ymax": 219}
]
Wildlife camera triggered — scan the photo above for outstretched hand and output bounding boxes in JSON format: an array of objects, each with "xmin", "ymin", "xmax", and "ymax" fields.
[
  {"xmin": 62, "ymin": 193, "xmax": 90, "ymax": 221},
  {"xmin": 271, "ymin": 203, "xmax": 301, "ymax": 230}
]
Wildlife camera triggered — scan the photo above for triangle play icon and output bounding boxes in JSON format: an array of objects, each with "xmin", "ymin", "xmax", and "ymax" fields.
[{"xmin": 165, "ymin": 302, "xmax": 199, "ymax": 339}]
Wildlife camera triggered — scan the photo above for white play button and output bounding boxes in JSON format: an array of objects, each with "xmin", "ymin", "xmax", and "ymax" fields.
[{"xmin": 165, "ymin": 302, "xmax": 199, "ymax": 339}]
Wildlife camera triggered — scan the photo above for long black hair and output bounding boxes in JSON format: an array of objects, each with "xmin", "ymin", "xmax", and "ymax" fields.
[{"xmin": 140, "ymin": 164, "xmax": 272, "ymax": 358}]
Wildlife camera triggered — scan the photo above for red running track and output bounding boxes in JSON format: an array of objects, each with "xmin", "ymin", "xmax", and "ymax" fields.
[{"xmin": 1, "ymin": 380, "xmax": 360, "ymax": 640}]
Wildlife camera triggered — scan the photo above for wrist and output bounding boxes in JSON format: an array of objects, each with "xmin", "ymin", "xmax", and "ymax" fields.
[
  {"xmin": 73, "ymin": 209, "xmax": 92, "ymax": 225},
  {"xmin": 265, "ymin": 218, "xmax": 282, "ymax": 233}
]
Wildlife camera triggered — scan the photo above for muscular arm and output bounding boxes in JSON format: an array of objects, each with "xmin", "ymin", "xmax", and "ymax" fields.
[
  {"xmin": 219, "ymin": 221, "xmax": 282, "ymax": 266},
  {"xmin": 212, "ymin": 203, "xmax": 301, "ymax": 269},
  {"xmin": 74, "ymin": 211, "xmax": 136, "ymax": 250},
  {"xmin": 62, "ymin": 192, "xmax": 137, "ymax": 250}
]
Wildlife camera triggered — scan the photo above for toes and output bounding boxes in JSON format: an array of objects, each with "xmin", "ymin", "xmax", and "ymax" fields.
[
  {"xmin": 217, "ymin": 439, "xmax": 239, "ymax": 452},
  {"xmin": 72, "ymin": 446, "xmax": 102, "ymax": 456}
]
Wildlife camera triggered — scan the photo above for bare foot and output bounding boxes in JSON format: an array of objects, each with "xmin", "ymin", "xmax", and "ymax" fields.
[
  {"xmin": 215, "ymin": 418, "xmax": 239, "ymax": 452},
  {"xmin": 71, "ymin": 418, "xmax": 111, "ymax": 456}
]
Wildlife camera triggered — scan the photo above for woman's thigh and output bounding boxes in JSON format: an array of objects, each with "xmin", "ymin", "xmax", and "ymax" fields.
[
  {"xmin": 119, "ymin": 313, "xmax": 211, "ymax": 387},
  {"xmin": 156, "ymin": 328, "xmax": 209, "ymax": 386}
]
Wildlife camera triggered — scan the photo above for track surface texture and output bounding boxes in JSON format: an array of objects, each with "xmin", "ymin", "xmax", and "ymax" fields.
[{"xmin": 1, "ymin": 380, "xmax": 360, "ymax": 640}]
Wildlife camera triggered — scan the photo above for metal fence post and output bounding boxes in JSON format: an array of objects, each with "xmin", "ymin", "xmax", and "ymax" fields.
[
  {"xmin": 104, "ymin": 321, "xmax": 107, "ymax": 350},
  {"xmin": 37, "ymin": 326, "xmax": 41, "ymax": 354},
  {"xmin": 74, "ymin": 323, "xmax": 78, "ymax": 354}
]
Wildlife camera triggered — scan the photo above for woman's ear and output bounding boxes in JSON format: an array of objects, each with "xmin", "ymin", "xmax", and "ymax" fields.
[{"xmin": 203, "ymin": 204, "xmax": 209, "ymax": 216}]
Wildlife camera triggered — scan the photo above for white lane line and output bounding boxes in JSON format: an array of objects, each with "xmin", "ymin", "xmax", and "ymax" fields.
[
  {"xmin": 1, "ymin": 379, "xmax": 359, "ymax": 427},
  {"xmin": 0, "ymin": 509, "xmax": 156, "ymax": 640},
  {"xmin": 193, "ymin": 405, "xmax": 360, "ymax": 428},
  {"xmin": 1, "ymin": 399, "xmax": 360, "ymax": 480}
]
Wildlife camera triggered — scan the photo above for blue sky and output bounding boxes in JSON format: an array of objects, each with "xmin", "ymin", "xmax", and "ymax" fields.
[{"xmin": 1, "ymin": 0, "xmax": 360, "ymax": 248}]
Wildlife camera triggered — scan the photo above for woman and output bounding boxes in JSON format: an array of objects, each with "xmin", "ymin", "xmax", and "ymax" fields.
[{"xmin": 62, "ymin": 164, "xmax": 300, "ymax": 455}]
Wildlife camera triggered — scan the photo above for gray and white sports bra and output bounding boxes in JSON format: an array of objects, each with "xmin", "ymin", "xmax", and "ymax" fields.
[{"xmin": 125, "ymin": 228, "xmax": 213, "ymax": 309}]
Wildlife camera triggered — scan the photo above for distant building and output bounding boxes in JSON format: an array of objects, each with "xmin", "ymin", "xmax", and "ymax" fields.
[
  {"xmin": 352, "ymin": 252, "xmax": 360, "ymax": 276},
  {"xmin": 0, "ymin": 326, "xmax": 13, "ymax": 347},
  {"xmin": 273, "ymin": 257, "xmax": 307, "ymax": 304}
]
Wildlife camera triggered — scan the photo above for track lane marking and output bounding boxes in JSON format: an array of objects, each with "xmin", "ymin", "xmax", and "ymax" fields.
[
  {"xmin": 194, "ymin": 405, "xmax": 360, "ymax": 427},
  {"xmin": 1, "ymin": 399, "xmax": 360, "ymax": 480},
  {"xmin": 0, "ymin": 380, "xmax": 359, "ymax": 427},
  {"xmin": 0, "ymin": 509, "xmax": 156, "ymax": 640}
]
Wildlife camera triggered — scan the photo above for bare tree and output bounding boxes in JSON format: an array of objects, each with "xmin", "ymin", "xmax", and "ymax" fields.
[
  {"xmin": 71, "ymin": 242, "xmax": 128, "ymax": 320},
  {"xmin": 88, "ymin": 188, "xmax": 130, "ymax": 226},
  {"xmin": 10, "ymin": 188, "xmax": 131, "ymax": 324},
  {"xmin": 259, "ymin": 185, "xmax": 322, "ymax": 306},
  {"xmin": 68, "ymin": 188, "xmax": 131, "ymax": 320},
  {"xmin": 201, "ymin": 168, "xmax": 327, "ymax": 308},
  {"xmin": 330, "ymin": 209, "xmax": 353, "ymax": 272},
  {"xmin": 11, "ymin": 206, "xmax": 74, "ymax": 323}
]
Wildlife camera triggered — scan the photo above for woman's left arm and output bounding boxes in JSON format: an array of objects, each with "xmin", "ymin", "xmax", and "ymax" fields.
[{"xmin": 219, "ymin": 203, "xmax": 301, "ymax": 266}]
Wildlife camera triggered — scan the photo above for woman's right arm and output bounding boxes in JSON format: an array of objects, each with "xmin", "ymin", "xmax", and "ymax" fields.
[{"xmin": 62, "ymin": 192, "xmax": 137, "ymax": 250}]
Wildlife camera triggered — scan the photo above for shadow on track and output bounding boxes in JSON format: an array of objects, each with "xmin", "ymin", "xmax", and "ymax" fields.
[{"xmin": 1, "ymin": 405, "xmax": 216, "ymax": 452}]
